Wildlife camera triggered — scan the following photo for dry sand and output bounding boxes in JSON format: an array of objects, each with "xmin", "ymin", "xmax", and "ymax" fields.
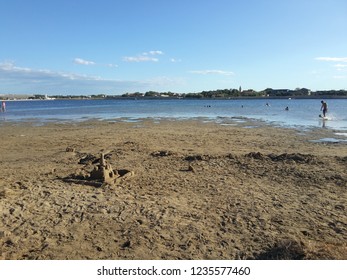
[{"xmin": 0, "ymin": 119, "xmax": 346, "ymax": 260}]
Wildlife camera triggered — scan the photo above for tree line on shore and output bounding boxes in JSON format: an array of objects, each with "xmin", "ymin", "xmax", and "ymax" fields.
[
  {"xmin": 98, "ymin": 88, "xmax": 347, "ymax": 99},
  {"xmin": 122, "ymin": 88, "xmax": 347, "ymax": 99}
]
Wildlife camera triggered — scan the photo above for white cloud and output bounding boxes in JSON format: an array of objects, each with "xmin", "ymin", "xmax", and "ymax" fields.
[
  {"xmin": 0, "ymin": 62, "xmax": 101, "ymax": 83},
  {"xmin": 0, "ymin": 62, "xmax": 148, "ymax": 94},
  {"xmin": 0, "ymin": 62, "xmax": 63, "ymax": 80},
  {"xmin": 74, "ymin": 58, "xmax": 96, "ymax": 65},
  {"xmin": 0, "ymin": 62, "xmax": 186, "ymax": 94},
  {"xmin": 333, "ymin": 64, "xmax": 347, "ymax": 71},
  {"xmin": 189, "ymin": 70, "xmax": 234, "ymax": 76},
  {"xmin": 107, "ymin": 63, "xmax": 118, "ymax": 68},
  {"xmin": 170, "ymin": 58, "xmax": 182, "ymax": 63},
  {"xmin": 123, "ymin": 50, "xmax": 164, "ymax": 63},
  {"xmin": 333, "ymin": 75, "xmax": 347, "ymax": 79},
  {"xmin": 143, "ymin": 50, "xmax": 164, "ymax": 56},
  {"xmin": 315, "ymin": 57, "xmax": 347, "ymax": 63},
  {"xmin": 123, "ymin": 56, "xmax": 159, "ymax": 62},
  {"xmin": 145, "ymin": 76, "xmax": 185, "ymax": 87}
]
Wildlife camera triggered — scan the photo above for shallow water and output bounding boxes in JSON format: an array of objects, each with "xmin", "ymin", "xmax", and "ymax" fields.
[{"xmin": 1, "ymin": 98, "xmax": 347, "ymax": 132}]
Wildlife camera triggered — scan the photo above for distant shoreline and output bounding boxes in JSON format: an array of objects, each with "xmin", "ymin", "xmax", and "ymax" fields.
[
  {"xmin": 2, "ymin": 87, "xmax": 347, "ymax": 101},
  {"xmin": 2, "ymin": 95, "xmax": 347, "ymax": 101}
]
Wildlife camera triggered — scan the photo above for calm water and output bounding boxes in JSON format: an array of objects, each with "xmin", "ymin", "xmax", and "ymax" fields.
[{"xmin": 1, "ymin": 98, "xmax": 347, "ymax": 132}]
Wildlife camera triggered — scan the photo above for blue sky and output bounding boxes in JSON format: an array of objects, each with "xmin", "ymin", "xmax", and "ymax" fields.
[{"xmin": 0, "ymin": 0, "xmax": 346, "ymax": 95}]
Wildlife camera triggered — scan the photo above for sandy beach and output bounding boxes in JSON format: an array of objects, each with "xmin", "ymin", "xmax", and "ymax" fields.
[{"xmin": 1, "ymin": 119, "xmax": 346, "ymax": 260}]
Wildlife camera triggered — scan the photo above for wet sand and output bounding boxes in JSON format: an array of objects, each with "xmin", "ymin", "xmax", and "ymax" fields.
[{"xmin": 0, "ymin": 119, "xmax": 346, "ymax": 259}]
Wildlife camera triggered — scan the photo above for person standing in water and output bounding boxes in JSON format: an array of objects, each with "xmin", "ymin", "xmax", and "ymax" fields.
[
  {"xmin": 1, "ymin": 101, "xmax": 5, "ymax": 112},
  {"xmin": 320, "ymin": 100, "xmax": 328, "ymax": 117}
]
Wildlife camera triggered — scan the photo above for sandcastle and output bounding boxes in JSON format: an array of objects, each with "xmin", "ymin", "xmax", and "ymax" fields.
[
  {"xmin": 64, "ymin": 153, "xmax": 134, "ymax": 187},
  {"xmin": 89, "ymin": 153, "xmax": 119, "ymax": 184}
]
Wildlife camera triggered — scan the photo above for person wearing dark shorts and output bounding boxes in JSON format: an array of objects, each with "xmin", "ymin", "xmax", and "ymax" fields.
[{"xmin": 320, "ymin": 100, "xmax": 328, "ymax": 117}]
